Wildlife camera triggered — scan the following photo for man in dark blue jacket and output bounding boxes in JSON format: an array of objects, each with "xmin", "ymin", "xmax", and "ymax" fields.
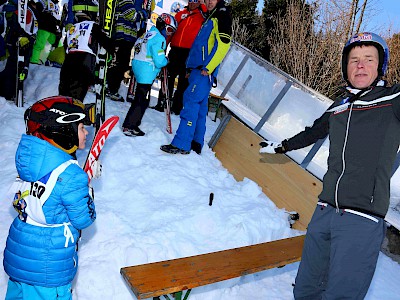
[
  {"xmin": 260, "ymin": 32, "xmax": 400, "ymax": 300},
  {"xmin": 161, "ymin": 0, "xmax": 232, "ymax": 155}
]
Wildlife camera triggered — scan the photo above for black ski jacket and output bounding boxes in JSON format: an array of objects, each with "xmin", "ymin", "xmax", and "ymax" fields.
[{"xmin": 283, "ymin": 83, "xmax": 400, "ymax": 218}]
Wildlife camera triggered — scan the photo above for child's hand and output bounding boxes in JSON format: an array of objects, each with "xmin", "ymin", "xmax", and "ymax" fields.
[
  {"xmin": 91, "ymin": 160, "xmax": 102, "ymax": 179},
  {"xmin": 65, "ymin": 23, "xmax": 73, "ymax": 31}
]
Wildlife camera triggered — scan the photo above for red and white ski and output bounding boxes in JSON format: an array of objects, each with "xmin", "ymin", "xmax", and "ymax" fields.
[{"xmin": 84, "ymin": 116, "xmax": 119, "ymax": 181}]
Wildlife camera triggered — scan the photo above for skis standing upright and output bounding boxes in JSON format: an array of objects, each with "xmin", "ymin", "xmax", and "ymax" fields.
[
  {"xmin": 94, "ymin": 0, "xmax": 117, "ymax": 133},
  {"xmin": 15, "ymin": 39, "xmax": 25, "ymax": 107},
  {"xmin": 161, "ymin": 66, "xmax": 172, "ymax": 134},
  {"xmin": 15, "ymin": 0, "xmax": 28, "ymax": 107}
]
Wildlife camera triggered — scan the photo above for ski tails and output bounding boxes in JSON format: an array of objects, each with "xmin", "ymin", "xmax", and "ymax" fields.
[
  {"xmin": 94, "ymin": 0, "xmax": 117, "ymax": 133},
  {"xmin": 84, "ymin": 115, "xmax": 119, "ymax": 182},
  {"xmin": 161, "ymin": 67, "xmax": 172, "ymax": 134}
]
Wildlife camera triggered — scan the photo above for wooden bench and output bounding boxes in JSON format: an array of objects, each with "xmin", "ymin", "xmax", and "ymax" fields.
[
  {"xmin": 208, "ymin": 93, "xmax": 228, "ymax": 121},
  {"xmin": 120, "ymin": 235, "xmax": 305, "ymax": 300}
]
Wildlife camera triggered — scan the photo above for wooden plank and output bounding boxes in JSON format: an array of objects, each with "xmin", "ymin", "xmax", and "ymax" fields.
[
  {"xmin": 121, "ymin": 235, "xmax": 304, "ymax": 299},
  {"xmin": 212, "ymin": 117, "xmax": 321, "ymax": 230},
  {"xmin": 209, "ymin": 92, "xmax": 228, "ymax": 101}
]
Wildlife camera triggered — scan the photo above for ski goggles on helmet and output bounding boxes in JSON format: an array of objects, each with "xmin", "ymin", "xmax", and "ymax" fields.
[
  {"xmin": 188, "ymin": 0, "xmax": 199, "ymax": 2},
  {"xmin": 165, "ymin": 25, "xmax": 176, "ymax": 35},
  {"xmin": 25, "ymin": 98, "xmax": 96, "ymax": 128}
]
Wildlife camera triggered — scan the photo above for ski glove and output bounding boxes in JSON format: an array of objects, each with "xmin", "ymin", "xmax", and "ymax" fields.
[
  {"xmin": 65, "ymin": 23, "xmax": 73, "ymax": 31},
  {"xmin": 259, "ymin": 141, "xmax": 286, "ymax": 154},
  {"xmin": 91, "ymin": 160, "xmax": 102, "ymax": 179},
  {"xmin": 18, "ymin": 37, "xmax": 30, "ymax": 49}
]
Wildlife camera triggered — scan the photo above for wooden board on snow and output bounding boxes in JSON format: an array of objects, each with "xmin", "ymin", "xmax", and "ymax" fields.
[{"xmin": 211, "ymin": 116, "xmax": 321, "ymax": 231}]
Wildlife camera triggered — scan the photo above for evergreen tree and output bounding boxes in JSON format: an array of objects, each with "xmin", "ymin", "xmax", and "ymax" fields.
[
  {"xmin": 256, "ymin": 0, "xmax": 289, "ymax": 60},
  {"xmin": 257, "ymin": 0, "xmax": 313, "ymax": 61},
  {"xmin": 227, "ymin": 0, "xmax": 260, "ymax": 52}
]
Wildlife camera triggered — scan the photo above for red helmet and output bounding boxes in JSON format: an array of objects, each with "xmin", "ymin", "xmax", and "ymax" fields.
[
  {"xmin": 24, "ymin": 96, "xmax": 89, "ymax": 154},
  {"xmin": 156, "ymin": 13, "xmax": 178, "ymax": 36}
]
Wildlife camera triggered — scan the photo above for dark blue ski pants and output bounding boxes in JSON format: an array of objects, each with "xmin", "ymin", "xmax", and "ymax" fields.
[{"xmin": 294, "ymin": 202, "xmax": 385, "ymax": 300}]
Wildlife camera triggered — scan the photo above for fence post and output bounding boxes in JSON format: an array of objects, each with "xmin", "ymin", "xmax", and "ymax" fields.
[
  {"xmin": 254, "ymin": 80, "xmax": 292, "ymax": 133},
  {"xmin": 220, "ymin": 55, "xmax": 250, "ymax": 98}
]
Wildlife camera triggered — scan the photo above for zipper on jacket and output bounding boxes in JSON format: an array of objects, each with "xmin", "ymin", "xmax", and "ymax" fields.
[
  {"xmin": 334, "ymin": 102, "xmax": 354, "ymax": 212},
  {"xmin": 333, "ymin": 88, "xmax": 372, "ymax": 212}
]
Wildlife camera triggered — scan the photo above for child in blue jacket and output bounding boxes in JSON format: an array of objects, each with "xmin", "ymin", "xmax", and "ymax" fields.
[
  {"xmin": 122, "ymin": 13, "xmax": 177, "ymax": 137},
  {"xmin": 3, "ymin": 96, "xmax": 96, "ymax": 300}
]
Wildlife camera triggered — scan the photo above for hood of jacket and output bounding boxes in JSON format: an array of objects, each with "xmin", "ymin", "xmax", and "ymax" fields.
[{"xmin": 15, "ymin": 134, "xmax": 74, "ymax": 182}]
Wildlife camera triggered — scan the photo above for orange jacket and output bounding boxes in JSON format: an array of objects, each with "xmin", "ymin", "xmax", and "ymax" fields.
[{"xmin": 170, "ymin": 4, "xmax": 206, "ymax": 49}]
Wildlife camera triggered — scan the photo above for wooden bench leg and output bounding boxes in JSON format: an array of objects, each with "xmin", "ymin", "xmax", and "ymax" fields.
[
  {"xmin": 180, "ymin": 290, "xmax": 191, "ymax": 300},
  {"xmin": 154, "ymin": 289, "xmax": 192, "ymax": 300},
  {"xmin": 208, "ymin": 97, "xmax": 223, "ymax": 122}
]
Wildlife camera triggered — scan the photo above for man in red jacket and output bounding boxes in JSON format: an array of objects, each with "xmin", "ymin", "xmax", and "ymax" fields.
[{"xmin": 153, "ymin": 0, "xmax": 206, "ymax": 115}]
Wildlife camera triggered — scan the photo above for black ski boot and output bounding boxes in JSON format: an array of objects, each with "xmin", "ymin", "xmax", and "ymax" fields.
[
  {"xmin": 122, "ymin": 127, "xmax": 145, "ymax": 137},
  {"xmin": 160, "ymin": 144, "xmax": 190, "ymax": 155},
  {"xmin": 191, "ymin": 141, "xmax": 202, "ymax": 155},
  {"xmin": 107, "ymin": 89, "xmax": 125, "ymax": 102},
  {"xmin": 151, "ymin": 103, "xmax": 164, "ymax": 112}
]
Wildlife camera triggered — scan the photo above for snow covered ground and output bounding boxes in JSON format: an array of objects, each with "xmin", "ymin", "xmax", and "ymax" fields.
[{"xmin": 0, "ymin": 64, "xmax": 400, "ymax": 299}]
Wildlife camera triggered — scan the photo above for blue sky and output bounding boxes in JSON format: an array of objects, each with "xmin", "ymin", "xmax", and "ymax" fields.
[
  {"xmin": 256, "ymin": 0, "xmax": 400, "ymax": 33},
  {"xmin": 367, "ymin": 0, "xmax": 400, "ymax": 33}
]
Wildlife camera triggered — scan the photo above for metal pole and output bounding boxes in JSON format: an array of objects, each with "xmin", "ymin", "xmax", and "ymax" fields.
[
  {"xmin": 300, "ymin": 137, "xmax": 327, "ymax": 169},
  {"xmin": 220, "ymin": 55, "xmax": 250, "ymax": 98},
  {"xmin": 254, "ymin": 80, "xmax": 292, "ymax": 133}
]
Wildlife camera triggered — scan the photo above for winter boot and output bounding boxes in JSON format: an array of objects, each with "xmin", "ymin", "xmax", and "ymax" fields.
[
  {"xmin": 160, "ymin": 144, "xmax": 190, "ymax": 155},
  {"xmin": 107, "ymin": 89, "xmax": 125, "ymax": 102},
  {"xmin": 191, "ymin": 141, "xmax": 202, "ymax": 155},
  {"xmin": 122, "ymin": 127, "xmax": 145, "ymax": 137},
  {"xmin": 150, "ymin": 103, "xmax": 164, "ymax": 112}
]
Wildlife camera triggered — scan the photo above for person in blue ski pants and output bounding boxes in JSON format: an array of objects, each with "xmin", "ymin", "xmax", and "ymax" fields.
[{"xmin": 160, "ymin": 0, "xmax": 232, "ymax": 155}]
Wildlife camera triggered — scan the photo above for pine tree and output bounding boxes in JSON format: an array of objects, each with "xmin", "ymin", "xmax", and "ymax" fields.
[{"xmin": 227, "ymin": 0, "xmax": 260, "ymax": 52}]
